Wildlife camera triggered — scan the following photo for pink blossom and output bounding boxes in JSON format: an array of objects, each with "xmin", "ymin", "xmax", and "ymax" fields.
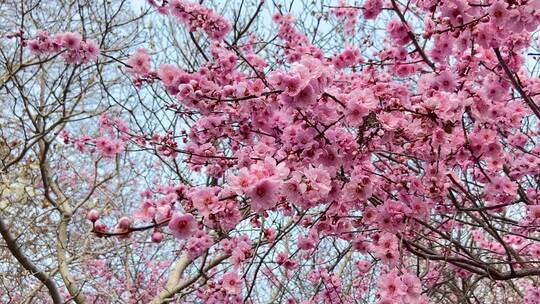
[
  {"xmin": 247, "ymin": 178, "xmax": 281, "ymax": 213},
  {"xmin": 157, "ymin": 64, "xmax": 182, "ymax": 88},
  {"xmin": 332, "ymin": 0, "xmax": 359, "ymax": 35},
  {"xmin": 355, "ymin": 260, "xmax": 372, "ymax": 273},
  {"xmin": 342, "ymin": 176, "xmax": 372, "ymax": 202},
  {"xmin": 81, "ymin": 40, "xmax": 100, "ymax": 62},
  {"xmin": 402, "ymin": 273, "xmax": 422, "ymax": 301},
  {"xmin": 363, "ymin": 0, "xmax": 383, "ymax": 19},
  {"xmin": 489, "ymin": 1, "xmax": 510, "ymax": 27},
  {"xmin": 27, "ymin": 40, "xmax": 42, "ymax": 54},
  {"xmin": 282, "ymin": 74, "xmax": 304, "ymax": 96},
  {"xmin": 86, "ymin": 209, "xmax": 100, "ymax": 222},
  {"xmin": 60, "ymin": 32, "xmax": 82, "ymax": 50},
  {"xmin": 25, "ymin": 31, "xmax": 100, "ymax": 64},
  {"xmin": 221, "ymin": 272, "xmax": 242, "ymax": 294},
  {"xmin": 190, "ymin": 187, "xmax": 220, "ymax": 216},
  {"xmin": 155, "ymin": 204, "xmax": 172, "ymax": 222},
  {"xmin": 298, "ymin": 229, "xmax": 318, "ymax": 250},
  {"xmin": 168, "ymin": 213, "xmax": 197, "ymax": 239},
  {"xmin": 23, "ymin": 1, "xmax": 540, "ymax": 301},
  {"xmin": 95, "ymin": 136, "xmax": 124, "ymax": 158},
  {"xmin": 345, "ymin": 100, "xmax": 369, "ymax": 127},
  {"xmin": 167, "ymin": 0, "xmax": 231, "ymax": 41},
  {"xmin": 185, "ymin": 230, "xmax": 213, "ymax": 259},
  {"xmin": 292, "ymin": 84, "xmax": 316, "ymax": 107},
  {"xmin": 126, "ymin": 48, "xmax": 152, "ymax": 77},
  {"xmin": 117, "ymin": 217, "xmax": 132, "ymax": 230},
  {"xmin": 93, "ymin": 221, "xmax": 108, "ymax": 235},
  {"xmin": 228, "ymin": 168, "xmax": 256, "ymax": 194},
  {"xmin": 378, "ymin": 271, "xmax": 407, "ymax": 299},
  {"xmin": 151, "ymin": 231, "xmax": 164, "ymax": 243},
  {"xmin": 387, "ymin": 19, "xmax": 411, "ymax": 45},
  {"xmin": 529, "ymin": 205, "xmax": 540, "ymax": 219}
]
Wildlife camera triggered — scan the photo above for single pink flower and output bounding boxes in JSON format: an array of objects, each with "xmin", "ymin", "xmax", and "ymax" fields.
[
  {"xmin": 168, "ymin": 213, "xmax": 197, "ymax": 239},
  {"xmin": 248, "ymin": 178, "xmax": 281, "ymax": 213},
  {"xmin": 221, "ymin": 272, "xmax": 242, "ymax": 294},
  {"xmin": 61, "ymin": 32, "xmax": 82, "ymax": 50}
]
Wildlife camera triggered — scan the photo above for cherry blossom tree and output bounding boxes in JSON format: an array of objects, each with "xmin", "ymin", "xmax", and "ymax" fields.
[{"xmin": 2, "ymin": 0, "xmax": 540, "ymax": 303}]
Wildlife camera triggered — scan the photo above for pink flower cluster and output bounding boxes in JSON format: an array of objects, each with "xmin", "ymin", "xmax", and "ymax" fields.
[
  {"xmin": 433, "ymin": 0, "xmax": 540, "ymax": 48},
  {"xmin": 196, "ymin": 277, "xmax": 243, "ymax": 304},
  {"xmin": 147, "ymin": 131, "xmax": 179, "ymax": 158},
  {"xmin": 275, "ymin": 251, "xmax": 298, "ymax": 270},
  {"xmin": 71, "ymin": 0, "xmax": 540, "ymax": 301},
  {"xmin": 26, "ymin": 30, "xmax": 100, "ymax": 64},
  {"xmin": 332, "ymin": 0, "xmax": 359, "ymax": 36},
  {"xmin": 284, "ymin": 164, "xmax": 332, "ymax": 209},
  {"xmin": 363, "ymin": 0, "xmax": 383, "ymax": 19},
  {"xmin": 166, "ymin": 0, "xmax": 231, "ymax": 41},
  {"xmin": 95, "ymin": 136, "xmax": 124, "ymax": 158},
  {"xmin": 179, "ymin": 184, "xmax": 235, "ymax": 225},
  {"xmin": 487, "ymin": 0, "xmax": 540, "ymax": 32},
  {"xmin": 227, "ymin": 157, "xmax": 289, "ymax": 213},
  {"xmin": 125, "ymin": 48, "xmax": 158, "ymax": 86},
  {"xmin": 308, "ymin": 268, "xmax": 346, "ymax": 303},
  {"xmin": 83, "ymin": 253, "xmax": 169, "ymax": 302},
  {"xmin": 371, "ymin": 233, "xmax": 400, "ymax": 266},
  {"xmin": 220, "ymin": 235, "xmax": 252, "ymax": 267},
  {"xmin": 65, "ymin": 114, "xmax": 129, "ymax": 158},
  {"xmin": 270, "ymin": 57, "xmax": 332, "ymax": 109},
  {"xmin": 344, "ymin": 88, "xmax": 377, "ymax": 126},
  {"xmin": 377, "ymin": 271, "xmax": 425, "ymax": 304},
  {"xmin": 134, "ymin": 188, "xmax": 182, "ymax": 223},
  {"xmin": 332, "ymin": 46, "xmax": 362, "ymax": 69},
  {"xmin": 184, "ymin": 230, "xmax": 213, "ymax": 259},
  {"xmin": 525, "ymin": 284, "xmax": 540, "ymax": 304},
  {"xmin": 220, "ymin": 272, "xmax": 242, "ymax": 295},
  {"xmin": 272, "ymin": 13, "xmax": 324, "ymax": 62},
  {"xmin": 126, "ymin": 48, "xmax": 152, "ymax": 76},
  {"xmin": 297, "ymin": 228, "xmax": 319, "ymax": 250},
  {"xmin": 387, "ymin": 19, "xmax": 411, "ymax": 45}
]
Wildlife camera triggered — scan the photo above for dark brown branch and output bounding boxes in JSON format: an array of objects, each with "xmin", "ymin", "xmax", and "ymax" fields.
[
  {"xmin": 390, "ymin": 0, "xmax": 435, "ymax": 70},
  {"xmin": 0, "ymin": 217, "xmax": 63, "ymax": 304},
  {"xmin": 493, "ymin": 48, "xmax": 540, "ymax": 120}
]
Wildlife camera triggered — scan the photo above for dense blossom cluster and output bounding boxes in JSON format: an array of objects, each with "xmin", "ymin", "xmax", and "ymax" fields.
[
  {"xmin": 273, "ymin": 13, "xmax": 324, "ymax": 62},
  {"xmin": 37, "ymin": 0, "xmax": 540, "ymax": 303},
  {"xmin": 363, "ymin": 0, "xmax": 383, "ymax": 19},
  {"xmin": 26, "ymin": 30, "xmax": 100, "ymax": 64},
  {"xmin": 332, "ymin": 0, "xmax": 383, "ymax": 34},
  {"xmin": 82, "ymin": 252, "xmax": 170, "ymax": 303},
  {"xmin": 165, "ymin": 0, "xmax": 231, "ymax": 41},
  {"xmin": 61, "ymin": 114, "xmax": 127, "ymax": 158},
  {"xmin": 332, "ymin": 0, "xmax": 360, "ymax": 35}
]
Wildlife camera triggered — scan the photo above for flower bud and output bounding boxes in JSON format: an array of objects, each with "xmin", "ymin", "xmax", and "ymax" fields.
[
  {"xmin": 151, "ymin": 231, "xmax": 164, "ymax": 243},
  {"xmin": 86, "ymin": 209, "xmax": 100, "ymax": 222},
  {"xmin": 94, "ymin": 221, "xmax": 107, "ymax": 234},
  {"xmin": 117, "ymin": 216, "xmax": 132, "ymax": 230}
]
